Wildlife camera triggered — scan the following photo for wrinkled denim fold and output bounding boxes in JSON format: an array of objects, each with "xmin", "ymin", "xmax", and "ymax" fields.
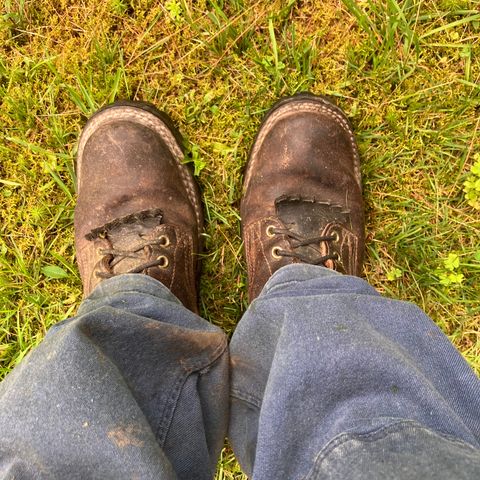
[
  {"xmin": 229, "ymin": 265, "xmax": 480, "ymax": 479},
  {"xmin": 0, "ymin": 275, "xmax": 229, "ymax": 480},
  {"xmin": 0, "ymin": 266, "xmax": 479, "ymax": 480}
]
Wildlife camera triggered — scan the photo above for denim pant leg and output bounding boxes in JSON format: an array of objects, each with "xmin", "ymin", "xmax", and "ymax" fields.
[
  {"xmin": 0, "ymin": 274, "xmax": 229, "ymax": 480},
  {"xmin": 229, "ymin": 264, "xmax": 480, "ymax": 480}
]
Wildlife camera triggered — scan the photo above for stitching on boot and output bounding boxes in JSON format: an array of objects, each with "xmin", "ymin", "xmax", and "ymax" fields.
[
  {"xmin": 182, "ymin": 235, "xmax": 194, "ymax": 298},
  {"xmin": 261, "ymin": 233, "xmax": 274, "ymax": 278},
  {"xmin": 245, "ymin": 226, "xmax": 257, "ymax": 290},
  {"xmin": 77, "ymin": 107, "xmax": 202, "ymax": 230},
  {"xmin": 244, "ymin": 100, "xmax": 360, "ymax": 190},
  {"xmin": 169, "ymin": 235, "xmax": 179, "ymax": 291}
]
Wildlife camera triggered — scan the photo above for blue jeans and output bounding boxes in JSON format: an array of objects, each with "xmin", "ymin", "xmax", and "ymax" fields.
[{"xmin": 1, "ymin": 265, "xmax": 479, "ymax": 479}]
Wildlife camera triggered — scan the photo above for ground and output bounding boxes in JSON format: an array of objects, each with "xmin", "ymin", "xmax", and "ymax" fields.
[{"xmin": 0, "ymin": 0, "xmax": 479, "ymax": 478}]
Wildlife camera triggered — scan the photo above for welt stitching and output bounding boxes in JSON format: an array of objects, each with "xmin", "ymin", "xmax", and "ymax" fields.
[
  {"xmin": 245, "ymin": 102, "xmax": 360, "ymax": 190},
  {"xmin": 77, "ymin": 107, "xmax": 202, "ymax": 229}
]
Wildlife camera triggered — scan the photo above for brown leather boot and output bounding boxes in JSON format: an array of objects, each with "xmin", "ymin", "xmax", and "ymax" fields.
[
  {"xmin": 74, "ymin": 101, "xmax": 203, "ymax": 313},
  {"xmin": 241, "ymin": 93, "xmax": 365, "ymax": 301}
]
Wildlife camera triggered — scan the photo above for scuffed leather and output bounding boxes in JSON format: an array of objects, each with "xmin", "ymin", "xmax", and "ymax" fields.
[
  {"xmin": 75, "ymin": 104, "xmax": 202, "ymax": 312},
  {"xmin": 241, "ymin": 94, "xmax": 364, "ymax": 301}
]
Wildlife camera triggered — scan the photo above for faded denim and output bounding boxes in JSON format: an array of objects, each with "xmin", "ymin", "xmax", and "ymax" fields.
[
  {"xmin": 0, "ymin": 275, "xmax": 228, "ymax": 480},
  {"xmin": 1, "ymin": 265, "xmax": 479, "ymax": 479},
  {"xmin": 229, "ymin": 265, "xmax": 480, "ymax": 479}
]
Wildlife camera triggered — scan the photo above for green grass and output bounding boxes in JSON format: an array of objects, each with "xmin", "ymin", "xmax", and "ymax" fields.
[{"xmin": 1, "ymin": 0, "xmax": 480, "ymax": 477}]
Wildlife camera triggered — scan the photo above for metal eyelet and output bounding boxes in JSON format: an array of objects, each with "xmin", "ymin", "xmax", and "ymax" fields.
[
  {"xmin": 271, "ymin": 246, "xmax": 282, "ymax": 259},
  {"xmin": 157, "ymin": 255, "xmax": 169, "ymax": 268},
  {"xmin": 332, "ymin": 231, "xmax": 340, "ymax": 242},
  {"xmin": 159, "ymin": 235, "xmax": 170, "ymax": 247},
  {"xmin": 334, "ymin": 252, "xmax": 341, "ymax": 263},
  {"xmin": 266, "ymin": 225, "xmax": 276, "ymax": 237}
]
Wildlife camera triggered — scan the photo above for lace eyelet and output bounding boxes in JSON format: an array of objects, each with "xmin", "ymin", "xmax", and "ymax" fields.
[
  {"xmin": 266, "ymin": 225, "xmax": 276, "ymax": 238},
  {"xmin": 334, "ymin": 252, "xmax": 341, "ymax": 263},
  {"xmin": 271, "ymin": 246, "xmax": 282, "ymax": 259},
  {"xmin": 157, "ymin": 255, "xmax": 169, "ymax": 268},
  {"xmin": 332, "ymin": 231, "xmax": 340, "ymax": 242},
  {"xmin": 159, "ymin": 235, "xmax": 170, "ymax": 247}
]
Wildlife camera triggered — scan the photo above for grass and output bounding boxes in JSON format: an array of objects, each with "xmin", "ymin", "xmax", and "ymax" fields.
[{"xmin": 1, "ymin": 0, "xmax": 480, "ymax": 477}]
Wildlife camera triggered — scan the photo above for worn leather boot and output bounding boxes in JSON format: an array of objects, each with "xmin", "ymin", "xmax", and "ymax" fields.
[
  {"xmin": 74, "ymin": 101, "xmax": 203, "ymax": 313},
  {"xmin": 241, "ymin": 93, "xmax": 365, "ymax": 301}
]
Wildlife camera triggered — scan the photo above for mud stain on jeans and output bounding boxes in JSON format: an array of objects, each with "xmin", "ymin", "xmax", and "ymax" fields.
[{"xmin": 107, "ymin": 424, "xmax": 145, "ymax": 448}]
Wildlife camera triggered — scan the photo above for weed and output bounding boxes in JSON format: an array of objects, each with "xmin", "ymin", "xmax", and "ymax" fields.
[
  {"xmin": 436, "ymin": 252, "xmax": 465, "ymax": 286},
  {"xmin": 463, "ymin": 154, "xmax": 480, "ymax": 210},
  {"xmin": 166, "ymin": 0, "xmax": 184, "ymax": 22}
]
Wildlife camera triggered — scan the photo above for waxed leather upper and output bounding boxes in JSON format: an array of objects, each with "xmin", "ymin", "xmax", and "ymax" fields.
[
  {"xmin": 74, "ymin": 104, "xmax": 202, "ymax": 312},
  {"xmin": 241, "ymin": 95, "xmax": 365, "ymax": 301}
]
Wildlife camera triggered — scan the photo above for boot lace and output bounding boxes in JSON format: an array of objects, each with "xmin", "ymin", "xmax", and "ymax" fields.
[
  {"xmin": 268, "ymin": 226, "xmax": 339, "ymax": 266},
  {"xmin": 96, "ymin": 236, "xmax": 170, "ymax": 279}
]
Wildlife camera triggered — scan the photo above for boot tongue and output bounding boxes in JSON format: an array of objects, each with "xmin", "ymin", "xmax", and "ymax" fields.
[
  {"xmin": 86, "ymin": 209, "xmax": 165, "ymax": 275},
  {"xmin": 275, "ymin": 196, "xmax": 351, "ymax": 266},
  {"xmin": 109, "ymin": 218, "xmax": 163, "ymax": 274},
  {"xmin": 275, "ymin": 195, "xmax": 350, "ymax": 237}
]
